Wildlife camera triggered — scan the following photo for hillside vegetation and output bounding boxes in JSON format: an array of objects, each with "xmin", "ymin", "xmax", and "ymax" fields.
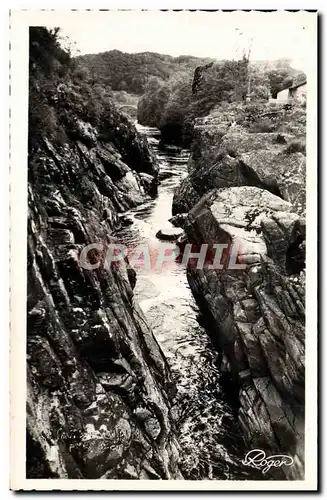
[{"xmin": 137, "ymin": 56, "xmax": 306, "ymax": 145}]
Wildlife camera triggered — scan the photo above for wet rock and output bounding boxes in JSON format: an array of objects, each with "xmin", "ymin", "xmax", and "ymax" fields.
[
  {"xmin": 118, "ymin": 214, "xmax": 134, "ymax": 228},
  {"xmin": 139, "ymin": 172, "xmax": 158, "ymax": 197},
  {"xmin": 156, "ymin": 227, "xmax": 184, "ymax": 241},
  {"xmin": 172, "ymin": 175, "xmax": 201, "ymax": 215},
  {"xmin": 169, "ymin": 213, "xmax": 188, "ymax": 229}
]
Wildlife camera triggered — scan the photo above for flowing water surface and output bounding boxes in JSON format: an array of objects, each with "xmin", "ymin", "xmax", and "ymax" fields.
[{"xmin": 116, "ymin": 123, "xmax": 261, "ymax": 480}]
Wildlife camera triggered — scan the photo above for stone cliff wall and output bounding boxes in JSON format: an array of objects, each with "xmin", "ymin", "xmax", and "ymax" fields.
[
  {"xmin": 27, "ymin": 113, "xmax": 181, "ymax": 479},
  {"xmin": 173, "ymin": 106, "xmax": 306, "ymax": 479}
]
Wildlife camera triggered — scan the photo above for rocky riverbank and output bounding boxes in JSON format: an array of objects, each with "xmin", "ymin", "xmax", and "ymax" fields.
[{"xmin": 173, "ymin": 104, "xmax": 306, "ymax": 479}]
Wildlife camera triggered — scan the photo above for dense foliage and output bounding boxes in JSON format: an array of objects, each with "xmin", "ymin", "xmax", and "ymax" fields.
[
  {"xmin": 251, "ymin": 58, "xmax": 306, "ymax": 98},
  {"xmin": 76, "ymin": 50, "xmax": 213, "ymax": 94},
  {"xmin": 137, "ymin": 58, "xmax": 250, "ymax": 145},
  {"xmin": 29, "ymin": 29, "xmax": 306, "ymax": 151},
  {"xmin": 137, "ymin": 56, "xmax": 306, "ymax": 145}
]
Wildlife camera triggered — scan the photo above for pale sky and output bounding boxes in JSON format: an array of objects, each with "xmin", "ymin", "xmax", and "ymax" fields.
[{"xmin": 45, "ymin": 10, "xmax": 317, "ymax": 73}]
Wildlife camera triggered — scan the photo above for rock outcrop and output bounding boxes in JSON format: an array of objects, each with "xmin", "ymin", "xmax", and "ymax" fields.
[
  {"xmin": 174, "ymin": 108, "xmax": 306, "ymax": 479},
  {"xmin": 173, "ymin": 108, "xmax": 306, "ymax": 216},
  {"xmin": 27, "ymin": 110, "xmax": 181, "ymax": 479}
]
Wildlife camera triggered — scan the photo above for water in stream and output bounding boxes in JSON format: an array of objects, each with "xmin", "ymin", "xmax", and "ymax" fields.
[{"xmin": 115, "ymin": 123, "xmax": 259, "ymax": 480}]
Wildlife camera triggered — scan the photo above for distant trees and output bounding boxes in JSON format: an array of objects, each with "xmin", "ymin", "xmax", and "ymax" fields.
[
  {"xmin": 137, "ymin": 58, "xmax": 250, "ymax": 145},
  {"xmin": 28, "ymin": 28, "xmax": 134, "ymax": 151},
  {"xmin": 137, "ymin": 77, "xmax": 170, "ymax": 127},
  {"xmin": 137, "ymin": 72, "xmax": 193, "ymax": 143},
  {"xmin": 192, "ymin": 57, "xmax": 249, "ymax": 108}
]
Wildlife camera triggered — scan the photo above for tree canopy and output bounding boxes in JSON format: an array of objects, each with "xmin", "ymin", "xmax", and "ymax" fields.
[{"xmin": 76, "ymin": 49, "xmax": 213, "ymax": 94}]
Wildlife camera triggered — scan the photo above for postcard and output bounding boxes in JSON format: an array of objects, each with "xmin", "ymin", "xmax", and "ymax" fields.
[{"xmin": 9, "ymin": 7, "xmax": 318, "ymax": 491}]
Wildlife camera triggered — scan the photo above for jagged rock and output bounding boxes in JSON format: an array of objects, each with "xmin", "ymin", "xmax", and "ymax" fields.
[
  {"xmin": 168, "ymin": 213, "xmax": 188, "ymax": 229},
  {"xmin": 139, "ymin": 172, "xmax": 158, "ymax": 197},
  {"xmin": 183, "ymin": 186, "xmax": 305, "ymax": 479},
  {"xmin": 172, "ymin": 175, "xmax": 200, "ymax": 215},
  {"xmin": 219, "ymin": 130, "xmax": 283, "ymax": 157},
  {"xmin": 173, "ymin": 126, "xmax": 306, "ymax": 215},
  {"xmin": 75, "ymin": 119, "xmax": 98, "ymax": 147},
  {"xmin": 239, "ymin": 149, "xmax": 306, "ymax": 213},
  {"xmin": 156, "ymin": 227, "xmax": 184, "ymax": 241}
]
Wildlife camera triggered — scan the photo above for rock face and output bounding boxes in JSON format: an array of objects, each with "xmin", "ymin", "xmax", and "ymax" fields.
[
  {"xmin": 174, "ymin": 110, "xmax": 306, "ymax": 479},
  {"xmin": 27, "ymin": 114, "xmax": 181, "ymax": 478},
  {"xmin": 173, "ymin": 114, "xmax": 306, "ymax": 216}
]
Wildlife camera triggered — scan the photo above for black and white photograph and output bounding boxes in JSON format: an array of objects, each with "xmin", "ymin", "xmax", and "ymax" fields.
[{"xmin": 9, "ymin": 8, "xmax": 318, "ymax": 491}]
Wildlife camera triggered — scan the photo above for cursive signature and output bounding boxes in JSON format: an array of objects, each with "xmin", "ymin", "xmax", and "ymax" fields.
[{"xmin": 242, "ymin": 449, "xmax": 294, "ymax": 475}]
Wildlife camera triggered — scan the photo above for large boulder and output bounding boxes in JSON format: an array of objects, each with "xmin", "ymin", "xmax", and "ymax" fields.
[
  {"xmin": 239, "ymin": 149, "xmax": 306, "ymax": 213},
  {"xmin": 219, "ymin": 130, "xmax": 285, "ymax": 156},
  {"xmin": 183, "ymin": 186, "xmax": 305, "ymax": 479}
]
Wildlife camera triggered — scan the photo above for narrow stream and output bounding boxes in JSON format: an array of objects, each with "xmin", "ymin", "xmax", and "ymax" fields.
[{"xmin": 116, "ymin": 123, "xmax": 259, "ymax": 480}]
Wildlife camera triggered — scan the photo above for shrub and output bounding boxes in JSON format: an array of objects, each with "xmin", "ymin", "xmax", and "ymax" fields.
[
  {"xmin": 274, "ymin": 133, "xmax": 288, "ymax": 144},
  {"xmin": 285, "ymin": 140, "xmax": 306, "ymax": 155},
  {"xmin": 249, "ymin": 118, "xmax": 275, "ymax": 133}
]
